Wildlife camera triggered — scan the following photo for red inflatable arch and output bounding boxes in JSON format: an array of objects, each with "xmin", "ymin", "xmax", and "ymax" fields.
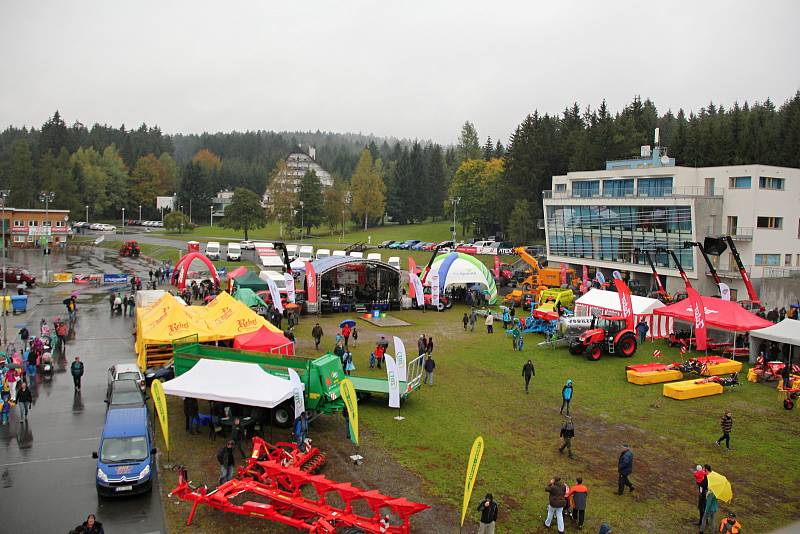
[{"xmin": 171, "ymin": 252, "xmax": 220, "ymax": 290}]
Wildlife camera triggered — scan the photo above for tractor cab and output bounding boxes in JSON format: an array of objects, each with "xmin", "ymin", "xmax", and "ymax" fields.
[
  {"xmin": 572, "ymin": 314, "xmax": 637, "ymax": 361},
  {"xmin": 596, "ymin": 316, "xmax": 626, "ymax": 338}
]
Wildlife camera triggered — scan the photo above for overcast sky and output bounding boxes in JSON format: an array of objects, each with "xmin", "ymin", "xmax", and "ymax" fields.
[{"xmin": 1, "ymin": 0, "xmax": 798, "ymax": 145}]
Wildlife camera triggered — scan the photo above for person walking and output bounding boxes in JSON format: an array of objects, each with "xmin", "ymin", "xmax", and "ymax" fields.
[
  {"xmin": 566, "ymin": 476, "xmax": 588, "ymax": 530},
  {"xmin": 560, "ymin": 379, "xmax": 574, "ymax": 415},
  {"xmin": 417, "ymin": 335, "xmax": 426, "ymax": 356},
  {"xmin": 462, "ymin": 312, "xmax": 469, "ymax": 331},
  {"xmin": 719, "ymin": 512, "xmax": 741, "ymax": 533},
  {"xmin": 183, "ymin": 397, "xmax": 199, "ymax": 435},
  {"xmin": 426, "ymin": 336, "xmax": 434, "ymax": 356},
  {"xmin": 71, "ymin": 356, "xmax": 85, "ymax": 391},
  {"xmin": 544, "ymin": 476, "xmax": 568, "ymax": 533},
  {"xmin": 127, "ymin": 293, "xmax": 135, "ymax": 317},
  {"xmin": 217, "ymin": 440, "xmax": 236, "ymax": 484},
  {"xmin": 559, "ymin": 416, "xmax": 575, "ymax": 459},
  {"xmin": 293, "ymin": 411, "xmax": 309, "ymax": 452},
  {"xmin": 522, "ymin": 359, "xmax": 535, "ymax": 393},
  {"xmin": 635, "ymin": 319, "xmax": 649, "ymax": 344},
  {"xmin": 342, "ymin": 324, "xmax": 351, "ymax": 346},
  {"xmin": 56, "ymin": 320, "xmax": 68, "ymax": 354},
  {"xmin": 485, "ymin": 312, "xmax": 494, "ymax": 334},
  {"xmin": 17, "ymin": 381, "xmax": 32, "ymax": 422},
  {"xmin": 109, "ymin": 292, "xmax": 116, "ymax": 313},
  {"xmin": 311, "ymin": 323, "xmax": 324, "ymax": 350},
  {"xmin": 700, "ymin": 489, "xmax": 718, "ymax": 533},
  {"xmin": 375, "ymin": 343, "xmax": 385, "ymax": 369},
  {"xmin": 76, "ymin": 514, "xmax": 105, "ymax": 534},
  {"xmin": 423, "ymin": 355, "xmax": 435, "ymax": 386},
  {"xmin": 716, "ymin": 410, "xmax": 733, "ymax": 450},
  {"xmin": 694, "ymin": 464, "xmax": 709, "ymax": 526},
  {"xmin": 469, "ymin": 308, "xmax": 477, "ymax": 332},
  {"xmin": 476, "ymin": 493, "xmax": 498, "ymax": 534},
  {"xmin": 617, "ymin": 444, "xmax": 634, "ymax": 495},
  {"xmin": 343, "ymin": 349, "xmax": 354, "ymax": 376},
  {"xmin": 351, "ymin": 325, "xmax": 358, "ymax": 346},
  {"xmin": 122, "ymin": 293, "xmax": 130, "ymax": 317}
]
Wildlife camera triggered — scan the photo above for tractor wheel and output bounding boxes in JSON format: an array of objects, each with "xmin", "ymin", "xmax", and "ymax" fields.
[
  {"xmin": 568, "ymin": 341, "xmax": 584, "ymax": 355},
  {"xmin": 411, "ymin": 300, "xmax": 418, "ymax": 309},
  {"xmin": 445, "ymin": 300, "xmax": 453, "ymax": 309},
  {"xmin": 587, "ymin": 344, "xmax": 603, "ymax": 361},
  {"xmin": 436, "ymin": 302, "xmax": 445, "ymax": 312},
  {"xmin": 784, "ymin": 398, "xmax": 794, "ymax": 410},
  {"xmin": 616, "ymin": 333, "xmax": 637, "ymax": 357},
  {"xmin": 272, "ymin": 401, "xmax": 294, "ymax": 428}
]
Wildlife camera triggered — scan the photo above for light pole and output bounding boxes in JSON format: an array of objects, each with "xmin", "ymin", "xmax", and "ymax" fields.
[
  {"xmin": 450, "ymin": 197, "xmax": 461, "ymax": 244},
  {"xmin": 210, "ymin": 205, "xmax": 214, "ymax": 227},
  {"xmin": 121, "ymin": 207, "xmax": 125, "ymax": 236},
  {"xmin": 139, "ymin": 204, "xmax": 142, "ymax": 222},
  {"xmin": 299, "ymin": 201, "xmax": 304, "ymax": 242},
  {"xmin": 180, "ymin": 205, "xmax": 184, "ymax": 233},
  {"xmin": 85, "ymin": 205, "xmax": 89, "ymax": 224},
  {"xmin": 39, "ymin": 191, "xmax": 55, "ymax": 283},
  {"xmin": 0, "ymin": 189, "xmax": 9, "ymax": 343},
  {"xmin": 278, "ymin": 214, "xmax": 283, "ymax": 239},
  {"xmin": 341, "ymin": 209, "xmax": 345, "ymax": 242}
]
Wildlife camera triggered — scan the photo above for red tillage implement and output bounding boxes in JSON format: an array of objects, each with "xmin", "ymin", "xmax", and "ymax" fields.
[{"xmin": 170, "ymin": 437, "xmax": 429, "ymax": 533}]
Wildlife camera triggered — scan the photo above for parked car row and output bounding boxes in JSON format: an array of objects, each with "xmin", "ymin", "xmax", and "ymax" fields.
[
  {"xmin": 377, "ymin": 238, "xmax": 514, "ymax": 255},
  {"xmin": 73, "ymin": 222, "xmax": 117, "ymax": 232}
]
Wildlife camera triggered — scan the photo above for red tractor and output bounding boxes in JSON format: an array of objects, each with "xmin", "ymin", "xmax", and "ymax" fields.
[
  {"xmin": 119, "ymin": 240, "xmax": 141, "ymax": 257},
  {"xmin": 568, "ymin": 315, "xmax": 638, "ymax": 361}
]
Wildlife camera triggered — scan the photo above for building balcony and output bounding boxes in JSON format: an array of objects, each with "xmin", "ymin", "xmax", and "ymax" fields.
[
  {"xmin": 543, "ymin": 185, "xmax": 722, "ymax": 200},
  {"xmin": 726, "ymin": 227, "xmax": 753, "ymax": 241}
]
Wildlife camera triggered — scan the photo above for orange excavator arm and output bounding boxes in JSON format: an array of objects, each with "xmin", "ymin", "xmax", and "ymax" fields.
[{"xmin": 512, "ymin": 246, "xmax": 541, "ymax": 272}]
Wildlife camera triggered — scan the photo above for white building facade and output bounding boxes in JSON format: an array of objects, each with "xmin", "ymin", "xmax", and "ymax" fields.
[
  {"xmin": 543, "ymin": 147, "xmax": 800, "ymax": 300},
  {"xmin": 263, "ymin": 151, "xmax": 333, "ymax": 206}
]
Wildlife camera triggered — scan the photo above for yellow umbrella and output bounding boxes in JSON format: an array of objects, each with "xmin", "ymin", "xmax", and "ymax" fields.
[{"xmin": 707, "ymin": 471, "xmax": 733, "ymax": 503}]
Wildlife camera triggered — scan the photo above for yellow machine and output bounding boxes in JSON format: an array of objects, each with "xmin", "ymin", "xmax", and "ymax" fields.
[
  {"xmin": 536, "ymin": 288, "xmax": 575, "ymax": 312},
  {"xmin": 512, "ymin": 247, "xmax": 577, "ymax": 291}
]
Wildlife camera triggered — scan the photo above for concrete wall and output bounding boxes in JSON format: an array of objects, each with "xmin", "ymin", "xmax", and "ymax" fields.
[{"xmin": 757, "ymin": 277, "xmax": 800, "ymax": 309}]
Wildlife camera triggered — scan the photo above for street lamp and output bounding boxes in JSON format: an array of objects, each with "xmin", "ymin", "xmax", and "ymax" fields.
[
  {"xmin": 0, "ymin": 189, "xmax": 9, "ymax": 343},
  {"xmin": 450, "ymin": 197, "xmax": 461, "ymax": 244},
  {"xmin": 180, "ymin": 205, "xmax": 184, "ymax": 233},
  {"xmin": 39, "ymin": 191, "xmax": 55, "ymax": 283},
  {"xmin": 121, "ymin": 207, "xmax": 125, "ymax": 236},
  {"xmin": 85, "ymin": 205, "xmax": 89, "ymax": 224},
  {"xmin": 210, "ymin": 205, "xmax": 214, "ymax": 227},
  {"xmin": 299, "ymin": 201, "xmax": 304, "ymax": 242},
  {"xmin": 139, "ymin": 204, "xmax": 142, "ymax": 222},
  {"xmin": 278, "ymin": 213, "xmax": 283, "ymax": 239},
  {"xmin": 341, "ymin": 209, "xmax": 345, "ymax": 242}
]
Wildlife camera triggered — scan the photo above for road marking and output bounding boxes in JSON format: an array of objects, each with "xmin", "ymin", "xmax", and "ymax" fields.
[{"xmin": 1, "ymin": 455, "xmax": 91, "ymax": 467}]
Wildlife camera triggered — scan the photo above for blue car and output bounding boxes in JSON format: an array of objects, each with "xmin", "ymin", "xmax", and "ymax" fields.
[
  {"xmin": 411, "ymin": 241, "xmax": 429, "ymax": 251},
  {"xmin": 93, "ymin": 406, "xmax": 155, "ymax": 497},
  {"xmin": 398, "ymin": 240, "xmax": 420, "ymax": 250}
]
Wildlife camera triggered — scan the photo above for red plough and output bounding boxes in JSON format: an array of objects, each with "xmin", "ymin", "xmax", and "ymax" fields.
[{"xmin": 169, "ymin": 438, "xmax": 429, "ymax": 533}]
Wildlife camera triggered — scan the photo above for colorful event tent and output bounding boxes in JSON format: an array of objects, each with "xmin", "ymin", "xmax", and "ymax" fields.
[
  {"xmin": 429, "ymin": 252, "xmax": 498, "ymax": 304},
  {"xmin": 654, "ymin": 296, "xmax": 773, "ymax": 331},
  {"xmin": 233, "ymin": 271, "xmax": 270, "ymax": 292},
  {"xmin": 198, "ymin": 291, "xmax": 282, "ymax": 338},
  {"xmin": 748, "ymin": 318, "xmax": 800, "ymax": 363},
  {"xmin": 233, "ymin": 287, "xmax": 268, "ymax": 308},
  {"xmin": 233, "ymin": 325, "xmax": 294, "ymax": 355},
  {"xmin": 574, "ymin": 288, "xmax": 670, "ymax": 338}
]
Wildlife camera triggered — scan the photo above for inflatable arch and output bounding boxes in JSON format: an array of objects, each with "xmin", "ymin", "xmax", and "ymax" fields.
[
  {"xmin": 171, "ymin": 252, "xmax": 220, "ymax": 290},
  {"xmin": 430, "ymin": 252, "xmax": 498, "ymax": 304}
]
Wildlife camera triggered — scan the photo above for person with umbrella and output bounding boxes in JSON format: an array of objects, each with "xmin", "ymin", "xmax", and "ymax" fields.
[
  {"xmin": 341, "ymin": 322, "xmax": 351, "ymax": 346},
  {"xmin": 700, "ymin": 488, "xmax": 718, "ymax": 533}
]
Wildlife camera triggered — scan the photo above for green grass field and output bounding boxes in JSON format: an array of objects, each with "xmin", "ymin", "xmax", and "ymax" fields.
[{"xmin": 152, "ymin": 303, "xmax": 799, "ymax": 533}]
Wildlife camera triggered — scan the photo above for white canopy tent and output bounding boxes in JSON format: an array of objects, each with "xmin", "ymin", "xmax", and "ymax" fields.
[
  {"xmin": 574, "ymin": 288, "xmax": 671, "ymax": 339},
  {"xmin": 162, "ymin": 358, "xmax": 299, "ymax": 408},
  {"xmin": 748, "ymin": 318, "xmax": 800, "ymax": 364}
]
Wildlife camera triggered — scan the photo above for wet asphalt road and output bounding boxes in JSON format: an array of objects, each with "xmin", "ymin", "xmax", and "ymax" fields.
[{"xmin": 0, "ymin": 248, "xmax": 165, "ymax": 534}]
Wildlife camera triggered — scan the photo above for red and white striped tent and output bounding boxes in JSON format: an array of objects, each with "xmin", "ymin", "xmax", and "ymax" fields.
[{"xmin": 574, "ymin": 288, "xmax": 671, "ymax": 339}]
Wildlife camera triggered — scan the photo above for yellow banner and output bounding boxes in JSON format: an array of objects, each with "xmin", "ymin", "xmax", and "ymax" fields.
[
  {"xmin": 460, "ymin": 436, "xmax": 485, "ymax": 526},
  {"xmin": 150, "ymin": 379, "xmax": 169, "ymax": 451},
  {"xmin": 339, "ymin": 378, "xmax": 359, "ymax": 446},
  {"xmin": 53, "ymin": 272, "xmax": 73, "ymax": 283}
]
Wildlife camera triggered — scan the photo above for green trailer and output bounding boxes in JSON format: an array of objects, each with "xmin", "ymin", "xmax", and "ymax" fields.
[{"xmin": 172, "ymin": 342, "xmax": 424, "ymax": 425}]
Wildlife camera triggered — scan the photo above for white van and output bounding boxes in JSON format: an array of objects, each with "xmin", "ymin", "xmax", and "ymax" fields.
[
  {"xmin": 285, "ymin": 244, "xmax": 298, "ymax": 259},
  {"xmin": 348, "ymin": 251, "xmax": 364, "ymax": 259},
  {"xmin": 388, "ymin": 256, "xmax": 401, "ymax": 270},
  {"xmin": 206, "ymin": 242, "xmax": 221, "ymax": 260},
  {"xmin": 258, "ymin": 271, "xmax": 289, "ymax": 301},
  {"xmin": 226, "ymin": 242, "xmax": 241, "ymax": 261},
  {"xmin": 259, "ymin": 254, "xmax": 285, "ymax": 270},
  {"xmin": 298, "ymin": 245, "xmax": 314, "ymax": 261},
  {"xmin": 315, "ymin": 249, "xmax": 330, "ymax": 260},
  {"xmin": 367, "ymin": 252, "xmax": 382, "ymax": 262},
  {"xmin": 332, "ymin": 250, "xmax": 346, "ymax": 257}
]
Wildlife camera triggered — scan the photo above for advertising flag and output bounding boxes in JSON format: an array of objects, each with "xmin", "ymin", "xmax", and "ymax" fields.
[
  {"xmin": 612, "ymin": 270, "xmax": 622, "ymax": 280},
  {"xmin": 393, "ymin": 336, "xmax": 408, "ymax": 382},
  {"xmin": 613, "ymin": 278, "xmax": 635, "ymax": 331},
  {"xmin": 303, "ymin": 261, "xmax": 317, "ymax": 305},
  {"xmin": 284, "ymin": 272, "xmax": 296, "ymax": 303},
  {"xmin": 287, "ymin": 368, "xmax": 305, "ymax": 420},
  {"xmin": 560, "ymin": 263, "xmax": 567, "ymax": 286},
  {"xmin": 150, "ymin": 379, "xmax": 169, "ymax": 451},
  {"xmin": 719, "ymin": 282, "xmax": 731, "ymax": 301},
  {"xmin": 595, "ymin": 270, "xmax": 605, "ymax": 285},
  {"xmin": 430, "ymin": 272, "xmax": 440, "ymax": 309},
  {"xmin": 384, "ymin": 353, "xmax": 401, "ymax": 408},
  {"xmin": 686, "ymin": 286, "xmax": 707, "ymax": 351},
  {"xmin": 460, "ymin": 436, "xmax": 485, "ymax": 527},
  {"xmin": 339, "ymin": 378, "xmax": 359, "ymax": 445},
  {"xmin": 266, "ymin": 275, "xmax": 284, "ymax": 314},
  {"xmin": 581, "ymin": 265, "xmax": 589, "ymax": 293},
  {"xmin": 409, "ymin": 272, "xmax": 425, "ymax": 308},
  {"xmin": 493, "ymin": 255, "xmax": 501, "ymax": 278}
]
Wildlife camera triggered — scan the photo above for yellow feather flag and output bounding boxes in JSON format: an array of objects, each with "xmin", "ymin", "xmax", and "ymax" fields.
[
  {"xmin": 460, "ymin": 436, "xmax": 484, "ymax": 526},
  {"xmin": 339, "ymin": 378, "xmax": 359, "ymax": 445},
  {"xmin": 150, "ymin": 379, "xmax": 169, "ymax": 451}
]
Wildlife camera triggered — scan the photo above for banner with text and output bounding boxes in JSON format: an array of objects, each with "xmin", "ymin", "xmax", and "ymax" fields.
[
  {"xmin": 287, "ymin": 369, "xmax": 305, "ymax": 421},
  {"xmin": 393, "ymin": 336, "xmax": 407, "ymax": 382},
  {"xmin": 266, "ymin": 276, "xmax": 284, "ymax": 314},
  {"xmin": 284, "ymin": 273, "xmax": 296, "ymax": 303},
  {"xmin": 460, "ymin": 436, "xmax": 485, "ymax": 527},
  {"xmin": 385, "ymin": 353, "xmax": 401, "ymax": 409}
]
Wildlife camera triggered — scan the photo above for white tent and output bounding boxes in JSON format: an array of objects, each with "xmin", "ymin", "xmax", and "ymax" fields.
[
  {"xmin": 748, "ymin": 318, "xmax": 800, "ymax": 364},
  {"xmin": 162, "ymin": 358, "xmax": 299, "ymax": 408},
  {"xmin": 574, "ymin": 288, "xmax": 671, "ymax": 339}
]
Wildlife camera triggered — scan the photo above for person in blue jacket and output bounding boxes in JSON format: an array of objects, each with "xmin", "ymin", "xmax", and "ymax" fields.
[
  {"xmin": 617, "ymin": 444, "xmax": 634, "ymax": 495},
  {"xmin": 293, "ymin": 411, "xmax": 309, "ymax": 452},
  {"xmin": 560, "ymin": 379, "xmax": 574, "ymax": 415}
]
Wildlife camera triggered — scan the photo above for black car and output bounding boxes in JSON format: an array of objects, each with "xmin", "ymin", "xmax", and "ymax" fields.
[
  {"xmin": 144, "ymin": 360, "xmax": 175, "ymax": 387},
  {"xmin": 106, "ymin": 379, "xmax": 146, "ymax": 410},
  {"xmin": 378, "ymin": 240, "xmax": 395, "ymax": 248}
]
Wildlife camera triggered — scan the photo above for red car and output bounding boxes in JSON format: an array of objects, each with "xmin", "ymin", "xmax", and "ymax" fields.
[{"xmin": 2, "ymin": 268, "xmax": 36, "ymax": 286}]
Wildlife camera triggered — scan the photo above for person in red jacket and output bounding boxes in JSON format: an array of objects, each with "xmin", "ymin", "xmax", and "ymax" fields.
[
  {"xmin": 566, "ymin": 476, "xmax": 588, "ymax": 529},
  {"xmin": 375, "ymin": 343, "xmax": 385, "ymax": 369},
  {"xmin": 342, "ymin": 324, "xmax": 351, "ymax": 346}
]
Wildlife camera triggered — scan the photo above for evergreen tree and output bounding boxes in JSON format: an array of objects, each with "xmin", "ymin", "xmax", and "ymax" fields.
[
  {"xmin": 483, "ymin": 136, "xmax": 494, "ymax": 160},
  {"xmin": 507, "ymin": 198, "xmax": 532, "ymax": 244},
  {"xmin": 9, "ymin": 139, "xmax": 35, "ymax": 208},
  {"xmin": 220, "ymin": 187, "xmax": 267, "ymax": 240},
  {"xmin": 40, "ymin": 111, "xmax": 69, "ymax": 156},
  {"xmin": 296, "ymin": 170, "xmax": 324, "ymax": 235},
  {"xmin": 457, "ymin": 121, "xmax": 481, "ymax": 162}
]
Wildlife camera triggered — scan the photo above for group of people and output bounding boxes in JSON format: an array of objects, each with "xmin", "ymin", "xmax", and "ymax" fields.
[
  {"xmin": 694, "ymin": 464, "xmax": 742, "ymax": 533},
  {"xmin": 109, "ymin": 291, "xmax": 135, "ymax": 316}
]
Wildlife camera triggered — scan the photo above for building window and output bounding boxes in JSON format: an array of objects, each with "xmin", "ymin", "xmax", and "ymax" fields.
[
  {"xmin": 13, "ymin": 235, "xmax": 24, "ymax": 243},
  {"xmin": 554, "ymin": 184, "xmax": 566, "ymax": 192},
  {"xmin": 55, "ymin": 220, "xmax": 64, "ymax": 227},
  {"xmin": 756, "ymin": 216, "xmax": 782, "ymax": 229},
  {"xmin": 637, "ymin": 177, "xmax": 673, "ymax": 197},
  {"xmin": 603, "ymin": 179, "xmax": 634, "ymax": 198},
  {"xmin": 786, "ymin": 254, "xmax": 792, "ymax": 266},
  {"xmin": 728, "ymin": 176, "xmax": 751, "ymax": 189},
  {"xmin": 571, "ymin": 181, "xmax": 600, "ymax": 198},
  {"xmin": 28, "ymin": 220, "xmax": 37, "ymax": 227},
  {"xmin": 13, "ymin": 220, "xmax": 23, "ymax": 227},
  {"xmin": 42, "ymin": 220, "xmax": 51, "ymax": 226},
  {"xmin": 759, "ymin": 176, "xmax": 784, "ymax": 190},
  {"xmin": 26, "ymin": 235, "xmax": 33, "ymax": 243},
  {"xmin": 754, "ymin": 254, "xmax": 780, "ymax": 266}
]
